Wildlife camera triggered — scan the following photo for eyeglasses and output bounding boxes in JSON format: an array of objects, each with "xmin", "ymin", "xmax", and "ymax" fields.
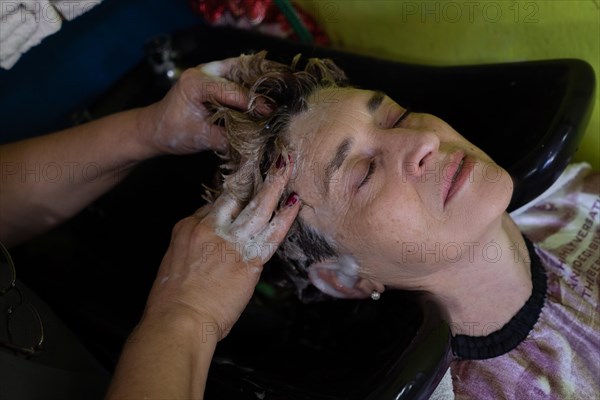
[{"xmin": 0, "ymin": 241, "xmax": 44, "ymax": 356}]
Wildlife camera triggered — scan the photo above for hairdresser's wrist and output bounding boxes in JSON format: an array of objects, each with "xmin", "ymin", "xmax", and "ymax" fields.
[
  {"xmin": 108, "ymin": 305, "xmax": 218, "ymax": 399},
  {"xmin": 130, "ymin": 103, "xmax": 166, "ymax": 159},
  {"xmin": 141, "ymin": 304, "xmax": 222, "ymax": 345}
]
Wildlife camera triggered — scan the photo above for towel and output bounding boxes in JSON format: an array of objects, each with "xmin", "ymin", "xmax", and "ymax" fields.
[
  {"xmin": 0, "ymin": 0, "xmax": 103, "ymax": 69},
  {"xmin": 510, "ymin": 163, "xmax": 592, "ymax": 218},
  {"xmin": 51, "ymin": 0, "xmax": 102, "ymax": 20},
  {"xmin": 429, "ymin": 368, "xmax": 455, "ymax": 400}
]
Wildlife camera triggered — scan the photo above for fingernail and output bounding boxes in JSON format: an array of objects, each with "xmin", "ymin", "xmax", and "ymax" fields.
[
  {"xmin": 200, "ymin": 61, "xmax": 223, "ymax": 76},
  {"xmin": 275, "ymin": 153, "xmax": 286, "ymax": 169},
  {"xmin": 285, "ymin": 192, "xmax": 299, "ymax": 207}
]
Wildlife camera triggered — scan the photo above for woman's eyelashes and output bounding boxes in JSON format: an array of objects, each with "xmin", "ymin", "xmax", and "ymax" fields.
[
  {"xmin": 359, "ymin": 159, "xmax": 376, "ymax": 188},
  {"xmin": 392, "ymin": 109, "xmax": 411, "ymax": 128},
  {"xmin": 355, "ymin": 108, "xmax": 409, "ymax": 191}
]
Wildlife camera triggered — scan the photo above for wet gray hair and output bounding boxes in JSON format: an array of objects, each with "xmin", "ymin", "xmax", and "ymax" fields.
[{"xmin": 208, "ymin": 51, "xmax": 349, "ymax": 299}]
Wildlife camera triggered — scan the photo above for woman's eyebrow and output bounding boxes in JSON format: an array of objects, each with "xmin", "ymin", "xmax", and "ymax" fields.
[
  {"xmin": 367, "ymin": 91, "xmax": 386, "ymax": 114},
  {"xmin": 321, "ymin": 92, "xmax": 381, "ymax": 196},
  {"xmin": 324, "ymin": 137, "xmax": 353, "ymax": 196}
]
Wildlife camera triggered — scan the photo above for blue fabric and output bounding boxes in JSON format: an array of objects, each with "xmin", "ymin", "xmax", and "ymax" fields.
[{"xmin": 0, "ymin": 0, "xmax": 203, "ymax": 143}]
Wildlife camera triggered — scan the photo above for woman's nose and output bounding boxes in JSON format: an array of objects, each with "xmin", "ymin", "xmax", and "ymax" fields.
[{"xmin": 388, "ymin": 129, "xmax": 440, "ymax": 180}]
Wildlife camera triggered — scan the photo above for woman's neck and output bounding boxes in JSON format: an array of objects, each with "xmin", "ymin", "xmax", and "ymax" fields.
[{"xmin": 426, "ymin": 214, "xmax": 533, "ymax": 337}]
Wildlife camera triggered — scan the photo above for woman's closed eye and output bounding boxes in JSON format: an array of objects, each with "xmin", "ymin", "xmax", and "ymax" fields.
[
  {"xmin": 355, "ymin": 108, "xmax": 411, "ymax": 191},
  {"xmin": 359, "ymin": 159, "xmax": 376, "ymax": 188},
  {"xmin": 357, "ymin": 109, "xmax": 410, "ymax": 189},
  {"xmin": 392, "ymin": 109, "xmax": 411, "ymax": 128}
]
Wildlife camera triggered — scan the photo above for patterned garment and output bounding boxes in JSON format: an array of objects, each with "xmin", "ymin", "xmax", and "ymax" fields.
[{"xmin": 451, "ymin": 163, "xmax": 600, "ymax": 400}]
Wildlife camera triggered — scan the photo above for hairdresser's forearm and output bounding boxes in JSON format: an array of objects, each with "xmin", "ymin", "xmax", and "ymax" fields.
[
  {"xmin": 0, "ymin": 107, "xmax": 158, "ymax": 247},
  {"xmin": 106, "ymin": 312, "xmax": 218, "ymax": 400}
]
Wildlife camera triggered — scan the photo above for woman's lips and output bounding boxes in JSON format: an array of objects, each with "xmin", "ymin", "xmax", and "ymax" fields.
[{"xmin": 443, "ymin": 152, "xmax": 472, "ymax": 207}]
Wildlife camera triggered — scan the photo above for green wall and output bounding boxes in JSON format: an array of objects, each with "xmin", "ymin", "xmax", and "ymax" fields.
[{"xmin": 297, "ymin": 0, "xmax": 599, "ymax": 168}]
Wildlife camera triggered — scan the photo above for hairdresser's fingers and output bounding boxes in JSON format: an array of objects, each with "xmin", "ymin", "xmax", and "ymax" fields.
[
  {"xmin": 232, "ymin": 154, "xmax": 293, "ymax": 235},
  {"xmin": 197, "ymin": 58, "xmax": 249, "ymax": 109},
  {"xmin": 253, "ymin": 194, "xmax": 301, "ymax": 264},
  {"xmin": 206, "ymin": 191, "xmax": 243, "ymax": 227},
  {"xmin": 207, "ymin": 157, "xmax": 264, "ymax": 226},
  {"xmin": 204, "ymin": 124, "xmax": 228, "ymax": 154},
  {"xmin": 199, "ymin": 57, "xmax": 241, "ymax": 79},
  {"xmin": 204, "ymin": 78, "xmax": 249, "ymax": 111}
]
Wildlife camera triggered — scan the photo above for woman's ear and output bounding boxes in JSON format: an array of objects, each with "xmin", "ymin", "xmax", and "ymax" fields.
[{"xmin": 307, "ymin": 257, "xmax": 378, "ymax": 299}]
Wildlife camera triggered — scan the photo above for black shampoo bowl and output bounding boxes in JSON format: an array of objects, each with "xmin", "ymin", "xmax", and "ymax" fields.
[{"xmin": 12, "ymin": 25, "xmax": 594, "ymax": 400}]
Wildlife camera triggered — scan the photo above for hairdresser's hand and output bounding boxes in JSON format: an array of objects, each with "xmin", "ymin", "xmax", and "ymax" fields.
[
  {"xmin": 144, "ymin": 154, "xmax": 300, "ymax": 340},
  {"xmin": 137, "ymin": 57, "xmax": 247, "ymax": 155}
]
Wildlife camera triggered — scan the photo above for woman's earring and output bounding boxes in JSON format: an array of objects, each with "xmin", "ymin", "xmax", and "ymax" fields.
[{"xmin": 370, "ymin": 290, "xmax": 381, "ymax": 301}]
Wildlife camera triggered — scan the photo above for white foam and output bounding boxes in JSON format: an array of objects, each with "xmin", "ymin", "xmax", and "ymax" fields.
[{"xmin": 200, "ymin": 61, "xmax": 224, "ymax": 77}]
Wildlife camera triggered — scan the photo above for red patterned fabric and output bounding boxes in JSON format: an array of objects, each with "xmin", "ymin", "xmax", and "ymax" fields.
[{"xmin": 189, "ymin": 0, "xmax": 329, "ymax": 45}]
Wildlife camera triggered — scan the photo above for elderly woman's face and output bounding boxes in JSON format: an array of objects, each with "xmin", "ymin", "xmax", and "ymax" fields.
[{"xmin": 287, "ymin": 88, "xmax": 514, "ymax": 284}]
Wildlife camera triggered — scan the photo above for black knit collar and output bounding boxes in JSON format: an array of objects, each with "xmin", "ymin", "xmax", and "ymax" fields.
[{"xmin": 451, "ymin": 235, "xmax": 547, "ymax": 360}]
